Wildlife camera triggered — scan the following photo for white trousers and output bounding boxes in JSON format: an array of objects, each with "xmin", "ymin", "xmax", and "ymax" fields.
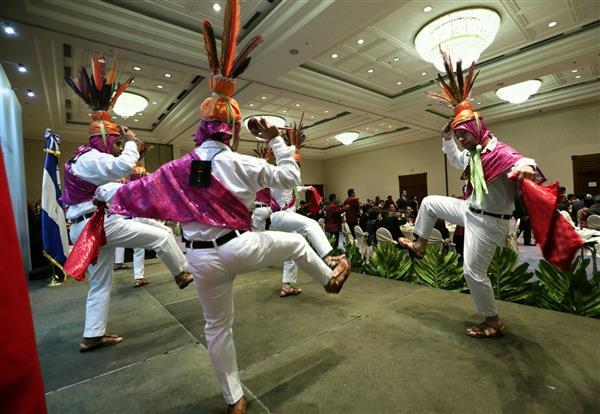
[
  {"xmin": 114, "ymin": 247, "xmax": 125, "ymax": 264},
  {"xmin": 132, "ymin": 218, "xmax": 174, "ymax": 280},
  {"xmin": 187, "ymin": 230, "xmax": 332, "ymax": 404},
  {"xmin": 414, "ymin": 196, "xmax": 509, "ymax": 317},
  {"xmin": 70, "ymin": 214, "xmax": 187, "ymax": 337},
  {"xmin": 269, "ymin": 210, "xmax": 332, "ymax": 284}
]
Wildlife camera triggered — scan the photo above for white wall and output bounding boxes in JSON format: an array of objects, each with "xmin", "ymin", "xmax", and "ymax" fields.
[{"xmin": 321, "ymin": 101, "xmax": 600, "ymax": 200}]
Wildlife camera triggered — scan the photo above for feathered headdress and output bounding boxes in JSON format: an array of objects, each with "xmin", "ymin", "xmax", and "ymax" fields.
[
  {"xmin": 64, "ymin": 55, "xmax": 133, "ymax": 141},
  {"xmin": 200, "ymin": 0, "xmax": 264, "ymax": 125},
  {"xmin": 253, "ymin": 142, "xmax": 273, "ymax": 162},
  {"xmin": 281, "ymin": 113, "xmax": 306, "ymax": 162},
  {"xmin": 426, "ymin": 50, "xmax": 480, "ymax": 128}
]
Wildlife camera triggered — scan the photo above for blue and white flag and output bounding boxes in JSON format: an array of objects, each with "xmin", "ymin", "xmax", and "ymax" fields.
[{"xmin": 41, "ymin": 129, "xmax": 69, "ymax": 270}]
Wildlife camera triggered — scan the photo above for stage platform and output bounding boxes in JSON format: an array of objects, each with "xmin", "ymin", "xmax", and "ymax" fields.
[{"xmin": 30, "ymin": 259, "xmax": 599, "ymax": 413}]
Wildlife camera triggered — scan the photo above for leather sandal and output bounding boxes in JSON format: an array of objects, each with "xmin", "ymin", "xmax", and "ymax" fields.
[
  {"xmin": 397, "ymin": 237, "xmax": 425, "ymax": 259},
  {"xmin": 174, "ymin": 271, "xmax": 194, "ymax": 289},
  {"xmin": 79, "ymin": 334, "xmax": 124, "ymax": 352},
  {"xmin": 226, "ymin": 396, "xmax": 246, "ymax": 414},
  {"xmin": 324, "ymin": 255, "xmax": 351, "ymax": 294},
  {"xmin": 133, "ymin": 278, "xmax": 150, "ymax": 288},
  {"xmin": 465, "ymin": 321, "xmax": 507, "ymax": 338},
  {"xmin": 280, "ymin": 284, "xmax": 302, "ymax": 297}
]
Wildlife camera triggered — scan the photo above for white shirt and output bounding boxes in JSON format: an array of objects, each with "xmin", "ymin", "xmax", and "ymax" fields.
[
  {"xmin": 442, "ymin": 137, "xmax": 536, "ymax": 215},
  {"xmin": 182, "ymin": 137, "xmax": 300, "ymax": 241},
  {"xmin": 66, "ymin": 141, "xmax": 139, "ymax": 220},
  {"xmin": 271, "ymin": 185, "xmax": 312, "ymax": 213}
]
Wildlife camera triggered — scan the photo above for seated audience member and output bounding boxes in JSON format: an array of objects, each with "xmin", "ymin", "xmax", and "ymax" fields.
[
  {"xmin": 383, "ymin": 209, "xmax": 407, "ymax": 241},
  {"xmin": 577, "ymin": 196, "xmax": 595, "ymax": 228},
  {"xmin": 384, "ymin": 195, "xmax": 397, "ymax": 210},
  {"xmin": 359, "ymin": 204, "xmax": 371, "ymax": 231},
  {"xmin": 588, "ymin": 195, "xmax": 600, "ymax": 217},
  {"xmin": 365, "ymin": 207, "xmax": 381, "ymax": 246}
]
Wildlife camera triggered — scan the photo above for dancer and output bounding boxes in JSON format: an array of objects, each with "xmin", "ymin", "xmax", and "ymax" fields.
[
  {"xmin": 105, "ymin": 4, "xmax": 350, "ymax": 412},
  {"xmin": 62, "ymin": 56, "xmax": 192, "ymax": 352},
  {"xmin": 398, "ymin": 52, "xmax": 542, "ymax": 338},
  {"xmin": 253, "ymin": 122, "xmax": 336, "ymax": 297}
]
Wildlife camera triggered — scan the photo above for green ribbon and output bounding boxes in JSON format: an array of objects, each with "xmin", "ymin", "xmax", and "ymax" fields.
[
  {"xmin": 212, "ymin": 92, "xmax": 237, "ymax": 139},
  {"xmin": 292, "ymin": 186, "xmax": 299, "ymax": 208},
  {"xmin": 469, "ymin": 145, "xmax": 488, "ymax": 205}
]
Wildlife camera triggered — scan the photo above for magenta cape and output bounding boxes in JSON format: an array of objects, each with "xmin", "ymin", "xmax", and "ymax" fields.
[{"xmin": 110, "ymin": 152, "xmax": 251, "ymax": 231}]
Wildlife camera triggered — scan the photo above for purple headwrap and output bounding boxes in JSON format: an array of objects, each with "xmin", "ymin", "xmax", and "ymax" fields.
[
  {"xmin": 88, "ymin": 133, "xmax": 122, "ymax": 154},
  {"xmin": 193, "ymin": 120, "xmax": 240, "ymax": 147},
  {"xmin": 453, "ymin": 118, "xmax": 491, "ymax": 144}
]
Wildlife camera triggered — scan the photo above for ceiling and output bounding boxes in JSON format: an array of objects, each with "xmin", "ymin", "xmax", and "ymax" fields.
[{"xmin": 1, "ymin": 0, "xmax": 598, "ymax": 160}]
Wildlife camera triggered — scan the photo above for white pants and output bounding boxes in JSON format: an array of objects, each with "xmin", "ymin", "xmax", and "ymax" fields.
[
  {"xmin": 269, "ymin": 210, "xmax": 332, "ymax": 284},
  {"xmin": 132, "ymin": 218, "xmax": 174, "ymax": 280},
  {"xmin": 414, "ymin": 196, "xmax": 509, "ymax": 317},
  {"xmin": 114, "ymin": 247, "xmax": 125, "ymax": 264},
  {"xmin": 187, "ymin": 230, "xmax": 332, "ymax": 404},
  {"xmin": 70, "ymin": 214, "xmax": 187, "ymax": 337}
]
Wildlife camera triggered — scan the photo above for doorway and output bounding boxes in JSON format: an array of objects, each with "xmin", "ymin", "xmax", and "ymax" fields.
[
  {"xmin": 572, "ymin": 154, "xmax": 600, "ymax": 195},
  {"xmin": 398, "ymin": 173, "xmax": 428, "ymax": 202}
]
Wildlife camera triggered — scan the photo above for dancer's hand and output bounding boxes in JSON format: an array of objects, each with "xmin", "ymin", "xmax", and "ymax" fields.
[
  {"xmin": 509, "ymin": 165, "xmax": 536, "ymax": 182},
  {"xmin": 247, "ymin": 117, "xmax": 280, "ymax": 141},
  {"xmin": 442, "ymin": 121, "xmax": 453, "ymax": 140},
  {"xmin": 121, "ymin": 126, "xmax": 145, "ymax": 152}
]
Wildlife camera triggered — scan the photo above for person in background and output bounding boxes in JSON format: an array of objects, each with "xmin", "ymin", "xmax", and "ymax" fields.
[
  {"xmin": 344, "ymin": 188, "xmax": 361, "ymax": 238},
  {"xmin": 396, "ymin": 190, "xmax": 409, "ymax": 210},
  {"xmin": 325, "ymin": 193, "xmax": 349, "ymax": 248}
]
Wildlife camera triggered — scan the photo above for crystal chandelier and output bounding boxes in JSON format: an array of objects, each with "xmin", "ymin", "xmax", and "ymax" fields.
[
  {"xmin": 335, "ymin": 131, "xmax": 359, "ymax": 146},
  {"xmin": 112, "ymin": 92, "xmax": 149, "ymax": 118},
  {"xmin": 496, "ymin": 80, "xmax": 542, "ymax": 104},
  {"xmin": 415, "ymin": 8, "xmax": 501, "ymax": 72}
]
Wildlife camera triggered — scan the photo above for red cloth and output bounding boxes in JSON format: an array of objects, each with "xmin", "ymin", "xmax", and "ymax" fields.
[
  {"xmin": 343, "ymin": 196, "xmax": 360, "ymax": 223},
  {"xmin": 309, "ymin": 187, "xmax": 323, "ymax": 216},
  {"xmin": 63, "ymin": 205, "xmax": 107, "ymax": 281},
  {"xmin": 0, "ymin": 149, "xmax": 47, "ymax": 413},
  {"xmin": 520, "ymin": 178, "xmax": 582, "ymax": 271}
]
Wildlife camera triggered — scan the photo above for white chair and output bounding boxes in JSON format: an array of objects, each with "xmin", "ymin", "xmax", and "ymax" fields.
[
  {"xmin": 376, "ymin": 227, "xmax": 396, "ymax": 244},
  {"xmin": 342, "ymin": 221, "xmax": 354, "ymax": 245},
  {"xmin": 354, "ymin": 225, "xmax": 371, "ymax": 257},
  {"xmin": 317, "ymin": 218, "xmax": 325, "ymax": 231},
  {"xmin": 428, "ymin": 228, "xmax": 444, "ymax": 253},
  {"xmin": 400, "ymin": 224, "xmax": 414, "ymax": 241},
  {"xmin": 587, "ymin": 214, "xmax": 600, "ymax": 230},
  {"xmin": 560, "ymin": 210, "xmax": 576, "ymax": 228},
  {"xmin": 506, "ymin": 218, "xmax": 520, "ymax": 252}
]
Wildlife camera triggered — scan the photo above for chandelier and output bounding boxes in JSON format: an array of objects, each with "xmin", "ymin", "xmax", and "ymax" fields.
[
  {"xmin": 112, "ymin": 92, "xmax": 149, "ymax": 118},
  {"xmin": 415, "ymin": 8, "xmax": 501, "ymax": 72},
  {"xmin": 335, "ymin": 131, "xmax": 359, "ymax": 146},
  {"xmin": 496, "ymin": 80, "xmax": 542, "ymax": 104},
  {"xmin": 243, "ymin": 115, "xmax": 286, "ymax": 140}
]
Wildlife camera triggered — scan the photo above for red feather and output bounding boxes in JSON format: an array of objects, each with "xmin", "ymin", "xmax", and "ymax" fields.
[
  {"xmin": 202, "ymin": 20, "xmax": 220, "ymax": 74},
  {"xmin": 109, "ymin": 75, "xmax": 134, "ymax": 109},
  {"xmin": 221, "ymin": 0, "xmax": 241, "ymax": 77},
  {"xmin": 91, "ymin": 55, "xmax": 104, "ymax": 91},
  {"xmin": 230, "ymin": 35, "xmax": 263, "ymax": 77}
]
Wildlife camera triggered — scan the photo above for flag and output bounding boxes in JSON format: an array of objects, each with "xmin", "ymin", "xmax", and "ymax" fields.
[
  {"xmin": 520, "ymin": 178, "xmax": 582, "ymax": 270},
  {"xmin": 0, "ymin": 146, "xmax": 47, "ymax": 413},
  {"xmin": 41, "ymin": 129, "xmax": 69, "ymax": 273}
]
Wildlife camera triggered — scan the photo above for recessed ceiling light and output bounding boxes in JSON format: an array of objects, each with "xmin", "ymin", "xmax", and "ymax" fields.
[
  {"xmin": 574, "ymin": 75, "xmax": 582, "ymax": 79},
  {"xmin": 396, "ymin": 81, "xmax": 402, "ymax": 85},
  {"xmin": 88, "ymin": 113, "xmax": 91, "ymax": 116},
  {"xmin": 374, "ymin": 129, "xmax": 378, "ymax": 132},
  {"xmin": 421, "ymin": 72, "xmax": 427, "ymax": 76},
  {"xmin": 424, "ymin": 6, "xmax": 433, "ymax": 13},
  {"xmin": 393, "ymin": 57, "xmax": 400, "ymax": 62},
  {"xmin": 130, "ymin": 79, "xmax": 135, "ymax": 83},
  {"xmin": 310, "ymin": 115, "xmax": 314, "ymax": 119},
  {"xmin": 282, "ymin": 110, "xmax": 287, "ymax": 113},
  {"xmin": 213, "ymin": 3, "xmax": 221, "ymax": 12},
  {"xmin": 3, "ymin": 25, "xmax": 16, "ymax": 35},
  {"xmin": 17, "ymin": 64, "xmax": 27, "ymax": 73},
  {"xmin": 134, "ymin": 118, "xmax": 139, "ymax": 122},
  {"xmin": 571, "ymin": 69, "xmax": 578, "ymax": 73},
  {"xmin": 379, "ymin": 123, "xmax": 384, "ymax": 126},
  {"xmin": 477, "ymin": 102, "xmax": 481, "ymax": 105},
  {"xmin": 357, "ymin": 39, "xmax": 364, "ymax": 45},
  {"xmin": 548, "ymin": 21, "xmax": 557, "ymax": 28},
  {"xmin": 156, "ymin": 84, "xmax": 163, "ymax": 88},
  {"xmin": 260, "ymin": 96, "xmax": 267, "ymax": 100},
  {"xmin": 295, "ymin": 103, "xmax": 301, "ymax": 107},
  {"xmin": 151, "ymin": 101, "xmax": 157, "ymax": 105},
  {"xmin": 164, "ymin": 73, "xmax": 172, "ymax": 78},
  {"xmin": 248, "ymin": 103, "xmax": 255, "ymax": 107},
  {"xmin": 133, "ymin": 66, "xmax": 142, "ymax": 71},
  {"xmin": 27, "ymin": 89, "xmax": 35, "ymax": 97},
  {"xmin": 388, "ymin": 125, "xmax": 392, "ymax": 128},
  {"xmin": 367, "ymin": 69, "xmax": 374, "ymax": 73},
  {"xmin": 112, "ymin": 116, "xmax": 116, "ymax": 119},
  {"xmin": 366, "ymin": 127, "xmax": 370, "ymax": 130},
  {"xmin": 324, "ymin": 110, "xmax": 329, "ymax": 113},
  {"xmin": 331, "ymin": 53, "xmax": 339, "ymax": 59},
  {"xmin": 137, "ymin": 112, "xmax": 143, "ymax": 116}
]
